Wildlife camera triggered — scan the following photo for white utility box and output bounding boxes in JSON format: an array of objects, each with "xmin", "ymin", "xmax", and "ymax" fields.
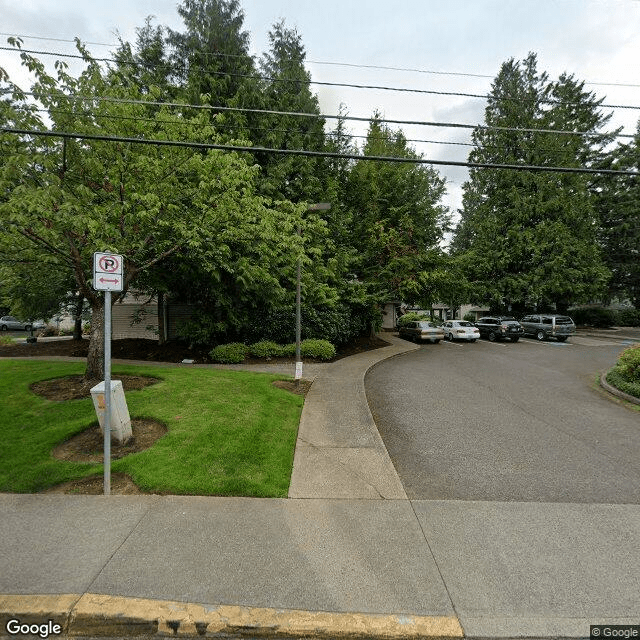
[{"xmin": 90, "ymin": 380, "xmax": 132, "ymax": 445}]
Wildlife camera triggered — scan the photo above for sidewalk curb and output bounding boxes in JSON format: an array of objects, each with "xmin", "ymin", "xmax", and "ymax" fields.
[
  {"xmin": 0, "ymin": 594, "xmax": 464, "ymax": 639},
  {"xmin": 600, "ymin": 369, "xmax": 640, "ymax": 406}
]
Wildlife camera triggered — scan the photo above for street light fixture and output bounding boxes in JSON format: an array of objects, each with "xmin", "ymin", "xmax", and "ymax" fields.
[{"xmin": 296, "ymin": 202, "xmax": 331, "ymax": 388}]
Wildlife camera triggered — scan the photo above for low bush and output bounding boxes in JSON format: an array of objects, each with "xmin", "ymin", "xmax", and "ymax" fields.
[
  {"xmin": 281, "ymin": 343, "xmax": 296, "ymax": 357},
  {"xmin": 614, "ymin": 309, "xmax": 640, "ymax": 327},
  {"xmin": 616, "ymin": 343, "xmax": 640, "ymax": 382},
  {"xmin": 281, "ymin": 340, "xmax": 336, "ymax": 360},
  {"xmin": 0, "ymin": 335, "xmax": 14, "ymax": 346},
  {"xmin": 300, "ymin": 339, "xmax": 336, "ymax": 360},
  {"xmin": 397, "ymin": 311, "xmax": 429, "ymax": 327},
  {"xmin": 209, "ymin": 343, "xmax": 249, "ymax": 364},
  {"xmin": 249, "ymin": 340, "xmax": 283, "ymax": 358},
  {"xmin": 569, "ymin": 307, "xmax": 615, "ymax": 328},
  {"xmin": 606, "ymin": 367, "xmax": 640, "ymax": 399},
  {"xmin": 245, "ymin": 304, "xmax": 371, "ymax": 346}
]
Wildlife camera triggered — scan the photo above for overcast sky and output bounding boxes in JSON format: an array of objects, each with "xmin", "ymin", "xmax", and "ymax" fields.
[{"xmin": 2, "ymin": 0, "xmax": 640, "ymax": 218}]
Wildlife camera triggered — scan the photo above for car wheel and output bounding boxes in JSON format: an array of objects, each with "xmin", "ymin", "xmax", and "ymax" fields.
[
  {"xmin": 471, "ymin": 339, "xmax": 477, "ymax": 343},
  {"xmin": 488, "ymin": 331, "xmax": 497, "ymax": 342},
  {"xmin": 434, "ymin": 339, "xmax": 440, "ymax": 344},
  {"xmin": 0, "ymin": 325, "xmax": 7, "ymax": 331},
  {"xmin": 536, "ymin": 330, "xmax": 546, "ymax": 341},
  {"xmin": 511, "ymin": 336, "xmax": 519, "ymax": 342},
  {"xmin": 557, "ymin": 336, "xmax": 567, "ymax": 342},
  {"xmin": 24, "ymin": 324, "xmax": 31, "ymax": 331}
]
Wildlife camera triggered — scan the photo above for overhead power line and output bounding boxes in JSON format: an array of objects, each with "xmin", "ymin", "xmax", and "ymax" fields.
[
  {"xmin": 3, "ymin": 32, "xmax": 640, "ymax": 89},
  {"xmin": 2, "ymin": 45, "xmax": 640, "ymax": 112},
  {"xmin": 29, "ymin": 105, "xmax": 619, "ymax": 159},
  {"xmin": 5, "ymin": 91, "xmax": 635, "ymax": 140},
  {"xmin": 2, "ymin": 127, "xmax": 639, "ymax": 176}
]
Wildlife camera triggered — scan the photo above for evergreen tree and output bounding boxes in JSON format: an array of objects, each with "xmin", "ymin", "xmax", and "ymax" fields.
[
  {"xmin": 255, "ymin": 20, "xmax": 326, "ymax": 203},
  {"xmin": 597, "ymin": 122, "xmax": 640, "ymax": 308},
  {"xmin": 453, "ymin": 54, "xmax": 609, "ymax": 314},
  {"xmin": 112, "ymin": 17, "xmax": 172, "ymax": 95},
  {"xmin": 167, "ymin": 0, "xmax": 253, "ymax": 102},
  {"xmin": 345, "ymin": 116, "xmax": 450, "ymax": 307}
]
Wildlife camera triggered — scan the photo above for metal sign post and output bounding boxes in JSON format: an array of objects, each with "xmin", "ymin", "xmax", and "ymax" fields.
[
  {"xmin": 104, "ymin": 290, "xmax": 112, "ymax": 495},
  {"xmin": 93, "ymin": 252, "xmax": 123, "ymax": 496}
]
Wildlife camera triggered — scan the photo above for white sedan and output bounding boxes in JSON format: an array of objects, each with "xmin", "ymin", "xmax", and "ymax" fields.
[{"xmin": 443, "ymin": 320, "xmax": 480, "ymax": 342}]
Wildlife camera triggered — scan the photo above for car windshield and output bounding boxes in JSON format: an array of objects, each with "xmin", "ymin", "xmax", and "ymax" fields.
[
  {"xmin": 417, "ymin": 321, "xmax": 437, "ymax": 328},
  {"xmin": 457, "ymin": 321, "xmax": 473, "ymax": 327},
  {"xmin": 501, "ymin": 317, "xmax": 517, "ymax": 322},
  {"xmin": 556, "ymin": 317, "xmax": 574, "ymax": 324}
]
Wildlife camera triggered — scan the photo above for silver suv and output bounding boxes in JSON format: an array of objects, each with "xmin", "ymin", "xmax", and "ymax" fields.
[{"xmin": 519, "ymin": 314, "xmax": 576, "ymax": 342}]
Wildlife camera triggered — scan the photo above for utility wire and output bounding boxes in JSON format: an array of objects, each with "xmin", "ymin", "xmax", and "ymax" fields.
[
  {"xmin": 29, "ymin": 105, "xmax": 616, "ymax": 160},
  {"xmin": 2, "ymin": 45, "xmax": 640, "ymax": 111},
  {"xmin": 4, "ymin": 91, "xmax": 635, "ymax": 140},
  {"xmin": 2, "ymin": 126, "xmax": 639, "ymax": 176},
  {"xmin": 3, "ymin": 32, "xmax": 640, "ymax": 89}
]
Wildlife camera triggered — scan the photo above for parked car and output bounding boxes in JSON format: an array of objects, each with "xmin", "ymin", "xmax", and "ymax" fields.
[
  {"xmin": 474, "ymin": 316, "xmax": 524, "ymax": 342},
  {"xmin": 443, "ymin": 320, "xmax": 480, "ymax": 342},
  {"xmin": 398, "ymin": 320, "xmax": 445, "ymax": 344},
  {"xmin": 0, "ymin": 316, "xmax": 34, "ymax": 331},
  {"xmin": 519, "ymin": 314, "xmax": 576, "ymax": 342}
]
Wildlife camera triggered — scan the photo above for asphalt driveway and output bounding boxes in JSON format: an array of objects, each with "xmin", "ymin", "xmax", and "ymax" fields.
[{"xmin": 366, "ymin": 334, "xmax": 640, "ymax": 503}]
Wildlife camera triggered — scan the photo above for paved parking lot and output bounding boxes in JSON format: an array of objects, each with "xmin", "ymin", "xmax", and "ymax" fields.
[{"xmin": 366, "ymin": 332, "xmax": 640, "ymax": 503}]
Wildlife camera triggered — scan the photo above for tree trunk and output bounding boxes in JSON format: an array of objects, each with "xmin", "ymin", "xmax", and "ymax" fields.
[
  {"xmin": 157, "ymin": 291, "xmax": 166, "ymax": 345},
  {"xmin": 85, "ymin": 299, "xmax": 105, "ymax": 382},
  {"xmin": 72, "ymin": 293, "xmax": 84, "ymax": 341}
]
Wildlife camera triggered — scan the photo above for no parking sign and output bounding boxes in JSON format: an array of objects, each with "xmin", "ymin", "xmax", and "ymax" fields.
[{"xmin": 93, "ymin": 252, "xmax": 123, "ymax": 291}]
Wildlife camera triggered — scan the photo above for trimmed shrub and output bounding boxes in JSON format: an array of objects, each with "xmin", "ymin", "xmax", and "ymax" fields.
[
  {"xmin": 281, "ymin": 343, "xmax": 297, "ymax": 357},
  {"xmin": 463, "ymin": 312, "xmax": 477, "ymax": 322},
  {"xmin": 249, "ymin": 340, "xmax": 283, "ymax": 358},
  {"xmin": 616, "ymin": 343, "xmax": 640, "ymax": 382},
  {"xmin": 397, "ymin": 311, "xmax": 429, "ymax": 327},
  {"xmin": 0, "ymin": 335, "xmax": 14, "ymax": 346},
  {"xmin": 300, "ymin": 339, "xmax": 336, "ymax": 360},
  {"xmin": 606, "ymin": 368, "xmax": 640, "ymax": 399},
  {"xmin": 281, "ymin": 339, "xmax": 336, "ymax": 360},
  {"xmin": 209, "ymin": 343, "xmax": 249, "ymax": 364},
  {"xmin": 614, "ymin": 308, "xmax": 640, "ymax": 327},
  {"xmin": 245, "ymin": 304, "xmax": 371, "ymax": 346},
  {"xmin": 569, "ymin": 307, "xmax": 615, "ymax": 328}
]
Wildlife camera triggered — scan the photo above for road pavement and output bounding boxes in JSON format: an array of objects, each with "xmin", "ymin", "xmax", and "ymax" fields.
[{"xmin": 366, "ymin": 332, "xmax": 640, "ymax": 502}]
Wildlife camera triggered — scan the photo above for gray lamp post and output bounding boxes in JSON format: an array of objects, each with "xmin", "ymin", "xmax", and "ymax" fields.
[{"xmin": 296, "ymin": 202, "xmax": 331, "ymax": 387}]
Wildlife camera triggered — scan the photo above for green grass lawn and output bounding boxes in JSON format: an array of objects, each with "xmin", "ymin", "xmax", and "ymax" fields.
[{"xmin": 0, "ymin": 359, "xmax": 303, "ymax": 496}]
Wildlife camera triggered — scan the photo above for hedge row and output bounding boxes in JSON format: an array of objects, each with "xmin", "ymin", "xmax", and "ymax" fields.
[
  {"xmin": 210, "ymin": 339, "xmax": 336, "ymax": 364},
  {"xmin": 569, "ymin": 307, "xmax": 640, "ymax": 328}
]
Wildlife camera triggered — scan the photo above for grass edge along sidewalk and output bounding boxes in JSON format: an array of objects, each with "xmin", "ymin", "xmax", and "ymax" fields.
[{"xmin": 0, "ymin": 359, "xmax": 303, "ymax": 496}]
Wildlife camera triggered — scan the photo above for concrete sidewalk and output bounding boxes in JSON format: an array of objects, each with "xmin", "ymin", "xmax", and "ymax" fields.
[{"xmin": 1, "ymin": 335, "xmax": 639, "ymax": 639}]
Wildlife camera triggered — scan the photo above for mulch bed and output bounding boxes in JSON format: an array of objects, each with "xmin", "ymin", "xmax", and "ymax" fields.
[
  {"xmin": 0, "ymin": 334, "xmax": 390, "ymax": 364},
  {"xmin": 51, "ymin": 417, "xmax": 168, "ymax": 463}
]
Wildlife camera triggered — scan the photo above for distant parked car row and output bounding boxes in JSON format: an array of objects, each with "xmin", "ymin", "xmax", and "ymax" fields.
[
  {"xmin": 398, "ymin": 315, "xmax": 576, "ymax": 344},
  {"xmin": 0, "ymin": 316, "xmax": 46, "ymax": 332}
]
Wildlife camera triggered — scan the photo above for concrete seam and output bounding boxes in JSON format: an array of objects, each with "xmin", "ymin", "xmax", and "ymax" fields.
[
  {"xmin": 407, "ymin": 500, "xmax": 466, "ymax": 639},
  {"xmin": 71, "ymin": 496, "xmax": 162, "ymax": 610}
]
